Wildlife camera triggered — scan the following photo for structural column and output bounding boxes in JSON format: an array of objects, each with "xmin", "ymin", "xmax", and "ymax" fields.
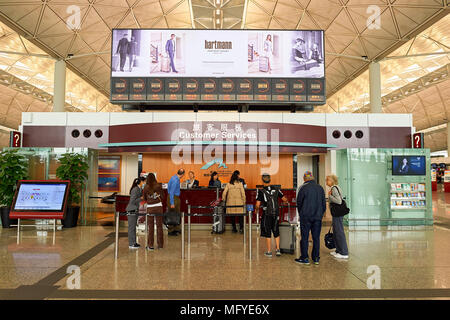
[
  {"xmin": 369, "ymin": 61, "xmax": 382, "ymax": 113},
  {"xmin": 447, "ymin": 123, "xmax": 450, "ymax": 157},
  {"xmin": 53, "ymin": 59, "xmax": 66, "ymax": 112}
]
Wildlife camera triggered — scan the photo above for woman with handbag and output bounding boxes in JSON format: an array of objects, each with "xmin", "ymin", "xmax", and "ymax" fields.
[
  {"xmin": 326, "ymin": 174, "xmax": 349, "ymax": 259},
  {"xmin": 222, "ymin": 170, "xmax": 246, "ymax": 233},
  {"xmin": 143, "ymin": 173, "xmax": 164, "ymax": 251}
]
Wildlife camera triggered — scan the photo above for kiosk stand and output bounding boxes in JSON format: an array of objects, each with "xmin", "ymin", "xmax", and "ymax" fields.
[
  {"xmin": 9, "ymin": 180, "xmax": 70, "ymax": 244},
  {"xmin": 431, "ymin": 169, "xmax": 437, "ymax": 192},
  {"xmin": 444, "ymin": 170, "xmax": 450, "ymax": 193}
]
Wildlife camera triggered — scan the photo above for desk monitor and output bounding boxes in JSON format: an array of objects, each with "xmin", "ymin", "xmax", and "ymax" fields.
[{"xmin": 11, "ymin": 180, "xmax": 70, "ymax": 213}]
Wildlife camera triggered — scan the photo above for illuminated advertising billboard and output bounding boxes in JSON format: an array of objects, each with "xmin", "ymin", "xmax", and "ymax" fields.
[{"xmin": 110, "ymin": 29, "xmax": 325, "ymax": 105}]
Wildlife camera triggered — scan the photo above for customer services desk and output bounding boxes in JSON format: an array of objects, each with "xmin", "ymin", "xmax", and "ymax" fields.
[{"xmin": 115, "ymin": 188, "xmax": 297, "ymax": 224}]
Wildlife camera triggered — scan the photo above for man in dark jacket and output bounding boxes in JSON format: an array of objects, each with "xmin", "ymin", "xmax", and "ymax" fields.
[{"xmin": 294, "ymin": 171, "xmax": 326, "ymax": 265}]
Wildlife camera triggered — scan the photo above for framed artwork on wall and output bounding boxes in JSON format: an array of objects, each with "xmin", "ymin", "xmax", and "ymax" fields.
[{"xmin": 98, "ymin": 155, "xmax": 121, "ymax": 192}]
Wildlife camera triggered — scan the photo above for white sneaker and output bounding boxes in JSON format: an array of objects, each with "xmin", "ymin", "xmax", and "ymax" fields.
[
  {"xmin": 330, "ymin": 251, "xmax": 337, "ymax": 256},
  {"xmin": 334, "ymin": 253, "xmax": 349, "ymax": 259}
]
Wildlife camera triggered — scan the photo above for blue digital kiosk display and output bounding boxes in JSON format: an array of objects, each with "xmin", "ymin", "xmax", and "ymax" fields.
[{"xmin": 392, "ymin": 156, "xmax": 426, "ymax": 176}]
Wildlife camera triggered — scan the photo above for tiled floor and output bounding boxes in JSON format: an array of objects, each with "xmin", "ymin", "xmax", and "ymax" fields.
[{"xmin": 0, "ymin": 190, "xmax": 450, "ymax": 299}]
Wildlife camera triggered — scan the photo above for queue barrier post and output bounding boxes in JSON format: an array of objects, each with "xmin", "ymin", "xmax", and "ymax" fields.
[
  {"xmin": 188, "ymin": 208, "xmax": 191, "ymax": 260},
  {"xmin": 145, "ymin": 214, "xmax": 148, "ymax": 248},
  {"xmin": 243, "ymin": 206, "xmax": 246, "ymax": 248},
  {"xmin": 53, "ymin": 219, "xmax": 56, "ymax": 245},
  {"xmin": 249, "ymin": 210, "xmax": 252, "ymax": 260},
  {"xmin": 114, "ymin": 211, "xmax": 119, "ymax": 260},
  {"xmin": 17, "ymin": 218, "xmax": 20, "ymax": 244},
  {"xmin": 181, "ymin": 210, "xmax": 185, "ymax": 260}
]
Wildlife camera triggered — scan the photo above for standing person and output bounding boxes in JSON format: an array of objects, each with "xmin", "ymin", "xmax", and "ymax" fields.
[
  {"xmin": 255, "ymin": 173, "xmax": 288, "ymax": 257},
  {"xmin": 143, "ymin": 173, "xmax": 164, "ymax": 251},
  {"xmin": 326, "ymin": 174, "xmax": 349, "ymax": 259},
  {"xmin": 125, "ymin": 177, "xmax": 145, "ymax": 249},
  {"xmin": 116, "ymin": 33, "xmax": 129, "ymax": 72},
  {"xmin": 222, "ymin": 170, "xmax": 246, "ymax": 234},
  {"xmin": 167, "ymin": 168, "xmax": 184, "ymax": 236},
  {"xmin": 128, "ymin": 36, "xmax": 137, "ymax": 72},
  {"xmin": 208, "ymin": 171, "xmax": 221, "ymax": 188},
  {"xmin": 263, "ymin": 34, "xmax": 274, "ymax": 73},
  {"xmin": 165, "ymin": 33, "xmax": 178, "ymax": 73},
  {"xmin": 186, "ymin": 171, "xmax": 199, "ymax": 188},
  {"xmin": 295, "ymin": 171, "xmax": 326, "ymax": 265}
]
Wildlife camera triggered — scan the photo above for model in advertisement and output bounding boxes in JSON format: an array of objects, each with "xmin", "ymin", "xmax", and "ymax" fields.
[
  {"xmin": 309, "ymin": 42, "xmax": 322, "ymax": 63},
  {"xmin": 128, "ymin": 36, "xmax": 138, "ymax": 72},
  {"xmin": 292, "ymin": 38, "xmax": 306, "ymax": 62},
  {"xmin": 112, "ymin": 29, "xmax": 144, "ymax": 74},
  {"xmin": 150, "ymin": 31, "xmax": 185, "ymax": 75},
  {"xmin": 248, "ymin": 32, "xmax": 281, "ymax": 75},
  {"xmin": 165, "ymin": 33, "xmax": 178, "ymax": 73},
  {"xmin": 116, "ymin": 33, "xmax": 129, "ymax": 72},
  {"xmin": 290, "ymin": 30, "xmax": 324, "ymax": 77},
  {"xmin": 397, "ymin": 158, "xmax": 410, "ymax": 174},
  {"xmin": 263, "ymin": 34, "xmax": 274, "ymax": 73}
]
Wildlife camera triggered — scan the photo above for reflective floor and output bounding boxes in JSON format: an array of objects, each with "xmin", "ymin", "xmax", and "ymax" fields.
[{"xmin": 0, "ymin": 190, "xmax": 449, "ymax": 299}]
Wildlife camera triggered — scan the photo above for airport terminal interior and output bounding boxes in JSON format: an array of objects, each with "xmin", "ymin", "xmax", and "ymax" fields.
[{"xmin": 0, "ymin": 1, "xmax": 450, "ymax": 300}]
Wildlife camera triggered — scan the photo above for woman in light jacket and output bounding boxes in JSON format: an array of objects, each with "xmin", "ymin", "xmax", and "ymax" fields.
[
  {"xmin": 126, "ymin": 177, "xmax": 146, "ymax": 249},
  {"xmin": 326, "ymin": 174, "xmax": 349, "ymax": 259},
  {"xmin": 222, "ymin": 170, "xmax": 246, "ymax": 233},
  {"xmin": 142, "ymin": 173, "xmax": 164, "ymax": 251}
]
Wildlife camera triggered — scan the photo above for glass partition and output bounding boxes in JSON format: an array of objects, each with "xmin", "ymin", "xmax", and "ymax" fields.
[
  {"xmin": 336, "ymin": 148, "xmax": 432, "ymax": 227},
  {"xmin": 3, "ymin": 147, "xmax": 96, "ymax": 225}
]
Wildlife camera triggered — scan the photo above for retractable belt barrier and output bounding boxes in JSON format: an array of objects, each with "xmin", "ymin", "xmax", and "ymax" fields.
[
  {"xmin": 114, "ymin": 204, "xmax": 297, "ymax": 260},
  {"xmin": 186, "ymin": 204, "xmax": 253, "ymax": 260}
]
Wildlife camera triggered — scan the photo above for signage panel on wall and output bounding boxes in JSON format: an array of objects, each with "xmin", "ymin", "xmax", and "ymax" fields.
[
  {"xmin": 413, "ymin": 132, "xmax": 424, "ymax": 149},
  {"xmin": 9, "ymin": 131, "xmax": 21, "ymax": 147},
  {"xmin": 110, "ymin": 29, "xmax": 325, "ymax": 106}
]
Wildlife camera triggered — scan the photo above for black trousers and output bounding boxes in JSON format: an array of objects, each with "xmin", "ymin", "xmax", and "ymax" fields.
[
  {"xmin": 119, "ymin": 53, "xmax": 127, "ymax": 71},
  {"xmin": 231, "ymin": 216, "xmax": 243, "ymax": 230}
]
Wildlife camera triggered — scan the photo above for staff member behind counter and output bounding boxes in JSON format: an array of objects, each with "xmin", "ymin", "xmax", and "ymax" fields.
[
  {"xmin": 186, "ymin": 171, "xmax": 199, "ymax": 188},
  {"xmin": 208, "ymin": 171, "xmax": 222, "ymax": 188}
]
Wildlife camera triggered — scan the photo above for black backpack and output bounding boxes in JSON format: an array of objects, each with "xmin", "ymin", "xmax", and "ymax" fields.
[{"xmin": 261, "ymin": 188, "xmax": 279, "ymax": 216}]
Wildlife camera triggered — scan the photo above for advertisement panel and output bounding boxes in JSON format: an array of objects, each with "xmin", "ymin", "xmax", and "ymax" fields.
[{"xmin": 111, "ymin": 29, "xmax": 325, "ymax": 105}]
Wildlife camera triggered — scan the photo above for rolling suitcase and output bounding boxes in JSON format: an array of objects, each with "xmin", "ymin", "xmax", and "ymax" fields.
[
  {"xmin": 279, "ymin": 204, "xmax": 297, "ymax": 254},
  {"xmin": 161, "ymin": 56, "xmax": 170, "ymax": 72},
  {"xmin": 211, "ymin": 202, "xmax": 225, "ymax": 234},
  {"xmin": 259, "ymin": 56, "xmax": 269, "ymax": 72}
]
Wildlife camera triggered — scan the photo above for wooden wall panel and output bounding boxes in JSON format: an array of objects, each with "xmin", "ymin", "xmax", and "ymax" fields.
[{"xmin": 142, "ymin": 153, "xmax": 293, "ymax": 189}]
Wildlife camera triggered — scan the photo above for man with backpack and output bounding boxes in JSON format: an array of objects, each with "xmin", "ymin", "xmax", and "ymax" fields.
[
  {"xmin": 294, "ymin": 171, "xmax": 326, "ymax": 266},
  {"xmin": 255, "ymin": 173, "xmax": 288, "ymax": 257}
]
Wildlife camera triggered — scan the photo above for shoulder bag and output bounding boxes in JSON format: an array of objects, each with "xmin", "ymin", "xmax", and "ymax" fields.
[{"xmin": 329, "ymin": 186, "xmax": 350, "ymax": 217}]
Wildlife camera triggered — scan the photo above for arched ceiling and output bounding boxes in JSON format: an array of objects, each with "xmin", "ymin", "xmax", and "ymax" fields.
[
  {"xmin": 0, "ymin": 0, "xmax": 447, "ymax": 96},
  {"xmin": 0, "ymin": 1, "xmax": 448, "ymax": 149}
]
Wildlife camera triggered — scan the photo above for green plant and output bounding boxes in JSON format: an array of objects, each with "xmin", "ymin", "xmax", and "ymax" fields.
[
  {"xmin": 56, "ymin": 153, "xmax": 89, "ymax": 206},
  {"xmin": 0, "ymin": 149, "xmax": 28, "ymax": 207}
]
